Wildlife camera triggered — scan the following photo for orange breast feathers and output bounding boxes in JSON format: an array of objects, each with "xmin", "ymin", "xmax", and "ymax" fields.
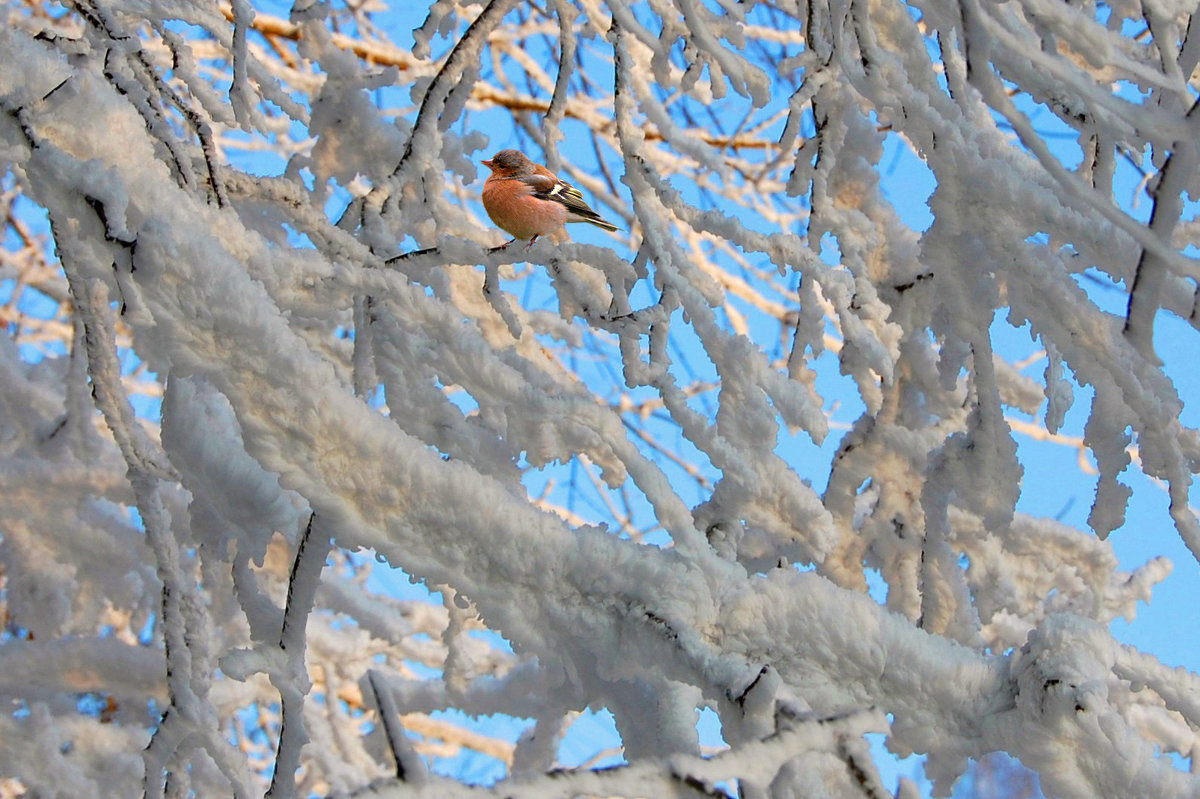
[{"xmin": 482, "ymin": 177, "xmax": 569, "ymax": 242}]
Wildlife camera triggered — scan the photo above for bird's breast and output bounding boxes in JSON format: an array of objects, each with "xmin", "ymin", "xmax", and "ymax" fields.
[{"xmin": 482, "ymin": 180, "xmax": 568, "ymax": 240}]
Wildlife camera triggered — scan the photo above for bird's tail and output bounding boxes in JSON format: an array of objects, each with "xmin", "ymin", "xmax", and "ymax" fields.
[
  {"xmin": 579, "ymin": 214, "xmax": 619, "ymax": 232},
  {"xmin": 552, "ymin": 184, "xmax": 620, "ymax": 232}
]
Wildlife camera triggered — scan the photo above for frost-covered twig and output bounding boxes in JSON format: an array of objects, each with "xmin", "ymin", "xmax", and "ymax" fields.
[
  {"xmin": 51, "ymin": 263, "xmax": 243, "ymax": 795},
  {"xmin": 267, "ymin": 514, "xmax": 331, "ymax": 798},
  {"xmin": 366, "ymin": 670, "xmax": 429, "ymax": 785},
  {"xmin": 1123, "ymin": 98, "xmax": 1200, "ymax": 358},
  {"xmin": 348, "ymin": 706, "xmax": 887, "ymax": 798},
  {"xmin": 387, "ymin": 0, "xmax": 519, "ymax": 198}
]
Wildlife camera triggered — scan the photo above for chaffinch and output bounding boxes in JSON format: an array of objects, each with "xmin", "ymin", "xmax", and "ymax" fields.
[{"xmin": 481, "ymin": 149, "xmax": 619, "ymax": 247}]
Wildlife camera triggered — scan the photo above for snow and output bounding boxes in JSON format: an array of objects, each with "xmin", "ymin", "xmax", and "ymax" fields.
[{"xmin": 3, "ymin": 0, "xmax": 1200, "ymax": 796}]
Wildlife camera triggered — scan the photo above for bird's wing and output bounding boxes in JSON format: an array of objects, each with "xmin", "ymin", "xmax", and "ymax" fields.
[{"xmin": 525, "ymin": 175, "xmax": 618, "ymax": 230}]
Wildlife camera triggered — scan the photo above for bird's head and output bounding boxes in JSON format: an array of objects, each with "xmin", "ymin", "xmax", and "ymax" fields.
[{"xmin": 482, "ymin": 149, "xmax": 531, "ymax": 174}]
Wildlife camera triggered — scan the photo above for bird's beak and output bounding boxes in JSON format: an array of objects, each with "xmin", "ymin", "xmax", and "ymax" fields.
[{"xmin": 482, "ymin": 159, "xmax": 495, "ymax": 169}]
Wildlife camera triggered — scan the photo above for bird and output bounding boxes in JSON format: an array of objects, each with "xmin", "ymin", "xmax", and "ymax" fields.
[{"xmin": 480, "ymin": 149, "xmax": 619, "ymax": 248}]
